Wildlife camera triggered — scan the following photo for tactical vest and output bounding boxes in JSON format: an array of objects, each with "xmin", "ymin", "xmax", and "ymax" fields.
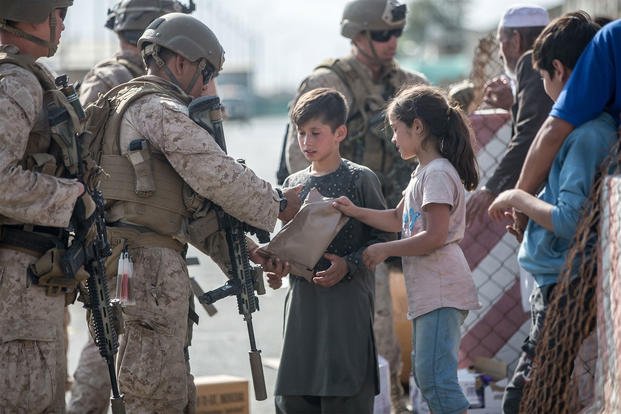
[
  {"xmin": 91, "ymin": 76, "xmax": 218, "ymax": 243},
  {"xmin": 0, "ymin": 46, "xmax": 82, "ymax": 245},
  {"xmin": 113, "ymin": 55, "xmax": 145, "ymax": 79},
  {"xmin": 314, "ymin": 56, "xmax": 415, "ymax": 207},
  {"xmin": 96, "ymin": 54, "xmax": 145, "ymax": 80}
]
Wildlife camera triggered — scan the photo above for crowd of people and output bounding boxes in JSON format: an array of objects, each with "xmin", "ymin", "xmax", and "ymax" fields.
[{"xmin": 0, "ymin": 0, "xmax": 618, "ymax": 413}]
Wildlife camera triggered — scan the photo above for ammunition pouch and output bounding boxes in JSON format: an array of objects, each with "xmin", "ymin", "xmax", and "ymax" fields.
[
  {"xmin": 46, "ymin": 88, "xmax": 82, "ymax": 176},
  {"xmin": 0, "ymin": 226, "xmax": 88, "ymax": 300},
  {"xmin": 28, "ymin": 248, "xmax": 89, "ymax": 296},
  {"xmin": 126, "ymin": 138, "xmax": 156, "ymax": 197}
]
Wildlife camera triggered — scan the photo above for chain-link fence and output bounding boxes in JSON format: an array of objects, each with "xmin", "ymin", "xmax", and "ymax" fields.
[
  {"xmin": 454, "ymin": 34, "xmax": 529, "ymax": 377},
  {"xmin": 456, "ymin": 33, "xmax": 621, "ymax": 413},
  {"xmin": 519, "ymin": 138, "xmax": 621, "ymax": 413}
]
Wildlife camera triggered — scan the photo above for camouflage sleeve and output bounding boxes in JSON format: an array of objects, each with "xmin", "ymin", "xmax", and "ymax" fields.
[
  {"xmin": 126, "ymin": 95, "xmax": 280, "ymax": 232},
  {"xmin": 285, "ymin": 68, "xmax": 355, "ymax": 174},
  {"xmin": 0, "ymin": 66, "xmax": 83, "ymax": 227}
]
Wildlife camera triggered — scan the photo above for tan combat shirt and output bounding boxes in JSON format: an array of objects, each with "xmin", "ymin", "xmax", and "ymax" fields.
[
  {"xmin": 0, "ymin": 57, "xmax": 82, "ymax": 227},
  {"xmin": 112, "ymin": 89, "xmax": 280, "ymax": 233},
  {"xmin": 79, "ymin": 50, "xmax": 145, "ymax": 107},
  {"xmin": 285, "ymin": 54, "xmax": 427, "ymax": 173}
]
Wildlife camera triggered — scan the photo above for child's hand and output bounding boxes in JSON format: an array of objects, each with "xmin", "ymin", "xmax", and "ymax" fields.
[
  {"xmin": 362, "ymin": 244, "xmax": 388, "ymax": 269},
  {"xmin": 332, "ymin": 196, "xmax": 357, "ymax": 217},
  {"xmin": 506, "ymin": 210, "xmax": 526, "ymax": 243},
  {"xmin": 487, "ymin": 190, "xmax": 517, "ymax": 222},
  {"xmin": 313, "ymin": 253, "xmax": 349, "ymax": 287}
]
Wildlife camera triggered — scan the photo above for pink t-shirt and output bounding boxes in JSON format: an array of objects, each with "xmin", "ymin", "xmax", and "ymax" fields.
[{"xmin": 402, "ymin": 158, "xmax": 480, "ymax": 319}]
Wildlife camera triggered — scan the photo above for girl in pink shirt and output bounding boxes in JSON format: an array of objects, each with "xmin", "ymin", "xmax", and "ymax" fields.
[{"xmin": 334, "ymin": 85, "xmax": 480, "ymax": 414}]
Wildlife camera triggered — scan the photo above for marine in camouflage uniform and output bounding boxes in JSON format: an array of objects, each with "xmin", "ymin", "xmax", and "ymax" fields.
[
  {"xmin": 67, "ymin": 2, "xmax": 194, "ymax": 413},
  {"xmin": 93, "ymin": 13, "xmax": 296, "ymax": 412},
  {"xmin": 0, "ymin": 1, "xmax": 91, "ymax": 412},
  {"xmin": 78, "ymin": 0, "xmax": 189, "ymax": 107},
  {"xmin": 284, "ymin": 1, "xmax": 427, "ymax": 411}
]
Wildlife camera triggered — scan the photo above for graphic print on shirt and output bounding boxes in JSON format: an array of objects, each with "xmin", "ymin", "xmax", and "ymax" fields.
[{"xmin": 402, "ymin": 207, "xmax": 422, "ymax": 237}]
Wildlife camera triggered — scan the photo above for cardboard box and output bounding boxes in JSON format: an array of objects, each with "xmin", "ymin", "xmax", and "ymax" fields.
[
  {"xmin": 195, "ymin": 375, "xmax": 249, "ymax": 414},
  {"xmin": 471, "ymin": 356, "xmax": 507, "ymax": 381}
]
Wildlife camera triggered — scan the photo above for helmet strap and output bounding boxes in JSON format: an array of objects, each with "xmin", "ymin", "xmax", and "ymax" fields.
[
  {"xmin": 185, "ymin": 58, "xmax": 206, "ymax": 95},
  {"xmin": 0, "ymin": 17, "xmax": 56, "ymax": 56},
  {"xmin": 145, "ymin": 43, "xmax": 184, "ymax": 90},
  {"xmin": 363, "ymin": 32, "xmax": 382, "ymax": 64},
  {"xmin": 48, "ymin": 11, "xmax": 57, "ymax": 56},
  {"xmin": 353, "ymin": 33, "xmax": 385, "ymax": 70}
]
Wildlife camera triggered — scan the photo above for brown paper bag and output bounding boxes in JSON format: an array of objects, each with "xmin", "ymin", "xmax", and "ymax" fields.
[{"xmin": 264, "ymin": 188, "xmax": 349, "ymax": 281}]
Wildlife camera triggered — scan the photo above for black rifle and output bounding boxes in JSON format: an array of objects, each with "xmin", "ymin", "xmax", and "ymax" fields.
[
  {"xmin": 56, "ymin": 75, "xmax": 126, "ymax": 413},
  {"xmin": 188, "ymin": 95, "xmax": 269, "ymax": 401}
]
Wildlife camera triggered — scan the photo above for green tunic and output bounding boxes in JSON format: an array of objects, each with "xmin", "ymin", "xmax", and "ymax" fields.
[{"xmin": 276, "ymin": 159, "xmax": 393, "ymax": 396}]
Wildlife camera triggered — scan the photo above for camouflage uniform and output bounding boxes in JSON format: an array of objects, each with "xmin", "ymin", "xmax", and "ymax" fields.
[
  {"xmin": 79, "ymin": 50, "xmax": 144, "ymax": 107},
  {"xmin": 103, "ymin": 76, "xmax": 280, "ymax": 412},
  {"xmin": 67, "ymin": 48, "xmax": 145, "ymax": 414},
  {"xmin": 0, "ymin": 45, "xmax": 84, "ymax": 412},
  {"xmin": 69, "ymin": 1, "xmax": 183, "ymax": 408},
  {"xmin": 285, "ymin": 53, "xmax": 427, "ymax": 397}
]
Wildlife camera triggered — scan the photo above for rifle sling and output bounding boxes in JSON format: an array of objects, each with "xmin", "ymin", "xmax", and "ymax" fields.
[{"xmin": 0, "ymin": 226, "xmax": 64, "ymax": 255}]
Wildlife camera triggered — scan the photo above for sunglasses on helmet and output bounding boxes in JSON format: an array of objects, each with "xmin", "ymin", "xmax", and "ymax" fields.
[{"xmin": 368, "ymin": 28, "xmax": 403, "ymax": 43}]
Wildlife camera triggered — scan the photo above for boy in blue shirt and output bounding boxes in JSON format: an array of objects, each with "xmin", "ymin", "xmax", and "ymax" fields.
[{"xmin": 487, "ymin": 12, "xmax": 617, "ymax": 414}]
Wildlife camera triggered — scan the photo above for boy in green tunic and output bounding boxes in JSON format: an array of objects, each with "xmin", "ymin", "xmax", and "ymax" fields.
[{"xmin": 268, "ymin": 88, "xmax": 394, "ymax": 413}]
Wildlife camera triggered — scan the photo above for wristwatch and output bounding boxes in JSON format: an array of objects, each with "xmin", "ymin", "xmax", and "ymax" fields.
[{"xmin": 275, "ymin": 188, "xmax": 288, "ymax": 212}]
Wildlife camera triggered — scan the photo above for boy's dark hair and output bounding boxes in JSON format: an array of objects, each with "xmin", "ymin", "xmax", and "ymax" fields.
[
  {"xmin": 387, "ymin": 85, "xmax": 479, "ymax": 191},
  {"xmin": 594, "ymin": 15, "xmax": 613, "ymax": 27},
  {"xmin": 291, "ymin": 88, "xmax": 349, "ymax": 131},
  {"xmin": 532, "ymin": 11, "xmax": 599, "ymax": 78}
]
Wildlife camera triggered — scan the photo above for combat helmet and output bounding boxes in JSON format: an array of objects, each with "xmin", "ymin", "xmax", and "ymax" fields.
[
  {"xmin": 106, "ymin": 0, "xmax": 195, "ymax": 45},
  {"xmin": 0, "ymin": 0, "xmax": 73, "ymax": 56},
  {"xmin": 341, "ymin": 0, "xmax": 407, "ymax": 39},
  {"xmin": 138, "ymin": 13, "xmax": 224, "ymax": 93}
]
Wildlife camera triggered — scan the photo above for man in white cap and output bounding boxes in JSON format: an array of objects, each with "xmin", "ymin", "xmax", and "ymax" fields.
[{"xmin": 466, "ymin": 4, "xmax": 552, "ymax": 228}]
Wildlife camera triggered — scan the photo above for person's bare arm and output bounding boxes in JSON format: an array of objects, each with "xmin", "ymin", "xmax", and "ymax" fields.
[
  {"xmin": 516, "ymin": 116, "xmax": 574, "ymax": 194},
  {"xmin": 488, "ymin": 189, "xmax": 553, "ymax": 231}
]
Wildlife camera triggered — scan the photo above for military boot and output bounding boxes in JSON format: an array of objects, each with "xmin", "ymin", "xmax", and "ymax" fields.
[{"xmin": 391, "ymin": 374, "xmax": 412, "ymax": 414}]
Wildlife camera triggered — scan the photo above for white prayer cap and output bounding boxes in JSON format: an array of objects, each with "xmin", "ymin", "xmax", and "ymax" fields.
[{"xmin": 499, "ymin": 4, "xmax": 549, "ymax": 28}]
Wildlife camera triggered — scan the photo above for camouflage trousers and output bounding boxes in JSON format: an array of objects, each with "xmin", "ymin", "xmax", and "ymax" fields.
[
  {"xmin": 116, "ymin": 246, "xmax": 196, "ymax": 413},
  {"xmin": 0, "ymin": 248, "xmax": 66, "ymax": 413},
  {"xmin": 66, "ymin": 338, "xmax": 111, "ymax": 414},
  {"xmin": 373, "ymin": 262, "xmax": 402, "ymax": 378}
]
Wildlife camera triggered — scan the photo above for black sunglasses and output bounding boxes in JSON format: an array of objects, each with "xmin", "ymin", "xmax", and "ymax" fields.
[
  {"xmin": 369, "ymin": 28, "xmax": 403, "ymax": 43},
  {"xmin": 201, "ymin": 67, "xmax": 213, "ymax": 84}
]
